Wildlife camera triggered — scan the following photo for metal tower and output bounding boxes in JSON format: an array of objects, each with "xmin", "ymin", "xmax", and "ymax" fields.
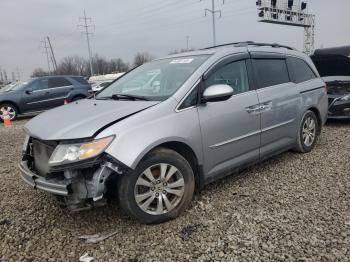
[{"xmin": 256, "ymin": 0, "xmax": 315, "ymax": 55}]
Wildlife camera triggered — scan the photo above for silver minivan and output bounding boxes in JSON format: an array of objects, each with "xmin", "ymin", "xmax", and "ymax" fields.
[{"xmin": 19, "ymin": 42, "xmax": 328, "ymax": 224}]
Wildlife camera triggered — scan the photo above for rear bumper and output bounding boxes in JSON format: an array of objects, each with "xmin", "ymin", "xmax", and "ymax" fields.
[{"xmin": 18, "ymin": 161, "xmax": 69, "ymax": 196}]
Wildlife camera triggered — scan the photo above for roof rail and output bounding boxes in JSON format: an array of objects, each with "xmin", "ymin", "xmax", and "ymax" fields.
[{"xmin": 200, "ymin": 41, "xmax": 297, "ymax": 51}]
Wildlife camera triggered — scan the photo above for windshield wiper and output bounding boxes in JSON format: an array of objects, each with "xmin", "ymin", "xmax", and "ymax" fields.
[{"xmin": 111, "ymin": 94, "xmax": 149, "ymax": 101}]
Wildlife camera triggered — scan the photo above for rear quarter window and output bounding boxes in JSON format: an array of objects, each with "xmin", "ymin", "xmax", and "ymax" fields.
[
  {"xmin": 48, "ymin": 77, "xmax": 72, "ymax": 88},
  {"xmin": 253, "ymin": 59, "xmax": 290, "ymax": 88},
  {"xmin": 287, "ymin": 57, "xmax": 317, "ymax": 83}
]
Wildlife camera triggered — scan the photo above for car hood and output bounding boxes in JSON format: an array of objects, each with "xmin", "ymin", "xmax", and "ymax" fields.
[
  {"xmin": 0, "ymin": 89, "xmax": 18, "ymax": 95},
  {"xmin": 24, "ymin": 99, "xmax": 159, "ymax": 140}
]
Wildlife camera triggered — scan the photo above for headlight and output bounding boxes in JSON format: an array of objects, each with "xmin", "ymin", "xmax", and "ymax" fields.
[
  {"xmin": 48, "ymin": 136, "xmax": 114, "ymax": 166},
  {"xmin": 339, "ymin": 95, "xmax": 350, "ymax": 102}
]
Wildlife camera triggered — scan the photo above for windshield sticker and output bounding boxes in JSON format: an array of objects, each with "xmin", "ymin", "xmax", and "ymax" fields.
[{"xmin": 170, "ymin": 58, "xmax": 194, "ymax": 64}]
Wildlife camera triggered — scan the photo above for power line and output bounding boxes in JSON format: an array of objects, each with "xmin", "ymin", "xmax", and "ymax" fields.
[
  {"xmin": 96, "ymin": 1, "xmax": 199, "ymax": 36},
  {"xmin": 78, "ymin": 10, "xmax": 95, "ymax": 76},
  {"xmin": 102, "ymin": 1, "xmax": 196, "ymax": 28},
  {"xmin": 204, "ymin": 0, "xmax": 225, "ymax": 46}
]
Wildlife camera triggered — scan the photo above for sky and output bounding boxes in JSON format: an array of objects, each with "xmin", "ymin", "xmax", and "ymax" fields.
[{"xmin": 0, "ymin": 0, "xmax": 349, "ymax": 80}]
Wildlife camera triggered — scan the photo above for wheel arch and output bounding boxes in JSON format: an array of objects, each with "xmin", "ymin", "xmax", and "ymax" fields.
[
  {"xmin": 134, "ymin": 140, "xmax": 204, "ymax": 191},
  {"xmin": 66, "ymin": 90, "xmax": 87, "ymax": 102},
  {"xmin": 70, "ymin": 94, "xmax": 87, "ymax": 101},
  {"xmin": 307, "ymin": 106, "xmax": 322, "ymax": 134},
  {"xmin": 0, "ymin": 100, "xmax": 21, "ymax": 113}
]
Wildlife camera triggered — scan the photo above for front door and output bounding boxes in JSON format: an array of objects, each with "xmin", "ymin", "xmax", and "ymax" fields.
[
  {"xmin": 22, "ymin": 78, "xmax": 52, "ymax": 112},
  {"xmin": 198, "ymin": 57, "xmax": 261, "ymax": 182}
]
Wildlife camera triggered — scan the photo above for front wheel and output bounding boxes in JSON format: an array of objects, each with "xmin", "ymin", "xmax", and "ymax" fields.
[
  {"xmin": 294, "ymin": 110, "xmax": 319, "ymax": 153},
  {"xmin": 117, "ymin": 148, "xmax": 195, "ymax": 224}
]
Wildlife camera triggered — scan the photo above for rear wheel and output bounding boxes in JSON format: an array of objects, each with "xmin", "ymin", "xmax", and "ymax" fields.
[
  {"xmin": 294, "ymin": 110, "xmax": 319, "ymax": 153},
  {"xmin": 117, "ymin": 148, "xmax": 195, "ymax": 224},
  {"xmin": 0, "ymin": 103, "xmax": 18, "ymax": 121}
]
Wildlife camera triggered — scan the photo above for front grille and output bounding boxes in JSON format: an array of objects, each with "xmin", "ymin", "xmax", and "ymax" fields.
[{"xmin": 32, "ymin": 139, "xmax": 55, "ymax": 176}]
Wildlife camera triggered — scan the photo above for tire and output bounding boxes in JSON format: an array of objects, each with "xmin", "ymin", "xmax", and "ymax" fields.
[
  {"xmin": 294, "ymin": 110, "xmax": 319, "ymax": 153},
  {"xmin": 0, "ymin": 103, "xmax": 18, "ymax": 121},
  {"xmin": 117, "ymin": 148, "xmax": 195, "ymax": 224}
]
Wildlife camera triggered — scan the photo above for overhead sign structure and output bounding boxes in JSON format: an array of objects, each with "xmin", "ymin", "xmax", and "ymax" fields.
[{"xmin": 256, "ymin": 0, "xmax": 315, "ymax": 55}]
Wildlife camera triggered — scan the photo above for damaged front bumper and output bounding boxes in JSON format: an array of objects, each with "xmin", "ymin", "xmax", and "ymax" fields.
[
  {"xmin": 19, "ymin": 160, "xmax": 69, "ymax": 196},
  {"xmin": 328, "ymin": 96, "xmax": 350, "ymax": 119},
  {"xmin": 19, "ymin": 155, "xmax": 128, "ymax": 211}
]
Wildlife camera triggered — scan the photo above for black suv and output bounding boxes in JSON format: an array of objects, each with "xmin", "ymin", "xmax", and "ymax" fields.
[{"xmin": 0, "ymin": 76, "xmax": 91, "ymax": 120}]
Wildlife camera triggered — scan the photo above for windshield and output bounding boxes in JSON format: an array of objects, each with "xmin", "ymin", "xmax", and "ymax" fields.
[
  {"xmin": 96, "ymin": 55, "xmax": 209, "ymax": 101},
  {"xmin": 3, "ymin": 81, "xmax": 29, "ymax": 91}
]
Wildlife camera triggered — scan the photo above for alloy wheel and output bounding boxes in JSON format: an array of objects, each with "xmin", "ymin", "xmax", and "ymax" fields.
[
  {"xmin": 302, "ymin": 116, "xmax": 316, "ymax": 147},
  {"xmin": 0, "ymin": 105, "xmax": 16, "ymax": 120},
  {"xmin": 134, "ymin": 163, "xmax": 185, "ymax": 215}
]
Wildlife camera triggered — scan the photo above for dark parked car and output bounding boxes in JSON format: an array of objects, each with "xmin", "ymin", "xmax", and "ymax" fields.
[
  {"xmin": 0, "ymin": 75, "xmax": 91, "ymax": 120},
  {"xmin": 311, "ymin": 46, "xmax": 350, "ymax": 119}
]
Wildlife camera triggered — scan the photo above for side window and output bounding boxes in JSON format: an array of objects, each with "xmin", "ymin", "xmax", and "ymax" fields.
[
  {"xmin": 254, "ymin": 59, "xmax": 290, "ymax": 88},
  {"xmin": 48, "ymin": 77, "xmax": 72, "ymax": 89},
  {"xmin": 178, "ymin": 87, "xmax": 198, "ymax": 110},
  {"xmin": 204, "ymin": 60, "xmax": 250, "ymax": 95},
  {"xmin": 72, "ymin": 77, "xmax": 89, "ymax": 85},
  {"xmin": 30, "ymin": 78, "xmax": 48, "ymax": 91},
  {"xmin": 287, "ymin": 57, "xmax": 316, "ymax": 83}
]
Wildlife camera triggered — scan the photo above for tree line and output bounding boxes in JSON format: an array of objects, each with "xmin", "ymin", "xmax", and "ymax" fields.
[
  {"xmin": 31, "ymin": 51, "xmax": 154, "ymax": 78},
  {"xmin": 31, "ymin": 48, "xmax": 195, "ymax": 78}
]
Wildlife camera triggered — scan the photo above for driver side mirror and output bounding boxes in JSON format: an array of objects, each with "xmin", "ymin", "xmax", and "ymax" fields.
[
  {"xmin": 25, "ymin": 88, "xmax": 33, "ymax": 95},
  {"xmin": 202, "ymin": 84, "xmax": 234, "ymax": 103}
]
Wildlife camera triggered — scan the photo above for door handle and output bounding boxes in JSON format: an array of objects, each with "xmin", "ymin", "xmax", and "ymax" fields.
[
  {"xmin": 246, "ymin": 105, "xmax": 261, "ymax": 113},
  {"xmin": 259, "ymin": 102, "xmax": 272, "ymax": 111}
]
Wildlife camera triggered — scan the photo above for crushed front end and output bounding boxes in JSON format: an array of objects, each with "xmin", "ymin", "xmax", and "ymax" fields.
[{"xmin": 19, "ymin": 135, "xmax": 129, "ymax": 211}]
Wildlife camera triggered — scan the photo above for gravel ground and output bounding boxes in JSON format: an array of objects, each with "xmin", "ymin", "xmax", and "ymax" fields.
[{"xmin": 0, "ymin": 119, "xmax": 349, "ymax": 261}]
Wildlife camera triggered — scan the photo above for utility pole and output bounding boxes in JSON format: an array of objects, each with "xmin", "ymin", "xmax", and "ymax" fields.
[
  {"xmin": 186, "ymin": 36, "xmax": 190, "ymax": 51},
  {"xmin": 78, "ymin": 10, "xmax": 95, "ymax": 76},
  {"xmin": 47, "ymin": 36, "xmax": 58, "ymax": 72},
  {"xmin": 16, "ymin": 67, "xmax": 21, "ymax": 81},
  {"xmin": 40, "ymin": 39, "xmax": 52, "ymax": 74},
  {"xmin": 204, "ymin": 0, "xmax": 224, "ymax": 46},
  {"xmin": 3, "ymin": 70, "xmax": 8, "ymax": 83}
]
